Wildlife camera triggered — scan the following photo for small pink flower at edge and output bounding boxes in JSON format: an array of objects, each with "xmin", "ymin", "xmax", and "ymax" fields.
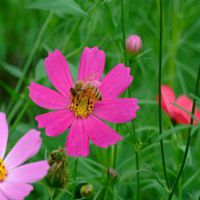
[
  {"xmin": 0, "ymin": 112, "xmax": 49, "ymax": 200},
  {"xmin": 29, "ymin": 47, "xmax": 140, "ymax": 157},
  {"xmin": 159, "ymin": 85, "xmax": 200, "ymax": 124}
]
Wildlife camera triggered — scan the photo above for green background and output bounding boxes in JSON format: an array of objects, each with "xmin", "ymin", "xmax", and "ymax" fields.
[{"xmin": 0, "ymin": 0, "xmax": 200, "ymax": 199}]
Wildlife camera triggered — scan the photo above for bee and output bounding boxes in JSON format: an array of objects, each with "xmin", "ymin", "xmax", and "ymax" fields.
[
  {"xmin": 82, "ymin": 82, "xmax": 102, "ymax": 101},
  {"xmin": 69, "ymin": 81, "xmax": 102, "ymax": 117},
  {"xmin": 70, "ymin": 81, "xmax": 102, "ymax": 101}
]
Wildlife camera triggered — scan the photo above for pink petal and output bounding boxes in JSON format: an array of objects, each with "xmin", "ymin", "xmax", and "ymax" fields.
[
  {"xmin": 44, "ymin": 49, "xmax": 74, "ymax": 97},
  {"xmin": 0, "ymin": 181, "xmax": 33, "ymax": 200},
  {"xmin": 86, "ymin": 115, "xmax": 123, "ymax": 148},
  {"xmin": 94, "ymin": 98, "xmax": 139, "ymax": 123},
  {"xmin": 160, "ymin": 85, "xmax": 176, "ymax": 117},
  {"xmin": 36, "ymin": 110, "xmax": 75, "ymax": 137},
  {"xmin": 0, "ymin": 113, "xmax": 8, "ymax": 159},
  {"xmin": 4, "ymin": 130, "xmax": 41, "ymax": 170},
  {"xmin": 8, "ymin": 161, "xmax": 49, "ymax": 183},
  {"xmin": 78, "ymin": 47, "xmax": 105, "ymax": 81},
  {"xmin": 66, "ymin": 119, "xmax": 89, "ymax": 157},
  {"xmin": 29, "ymin": 82, "xmax": 68, "ymax": 110},
  {"xmin": 0, "ymin": 191, "xmax": 6, "ymax": 200},
  {"xmin": 99, "ymin": 64, "xmax": 133, "ymax": 99},
  {"xmin": 173, "ymin": 95, "xmax": 200, "ymax": 124}
]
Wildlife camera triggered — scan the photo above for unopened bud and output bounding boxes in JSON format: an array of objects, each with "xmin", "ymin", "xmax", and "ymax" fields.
[
  {"xmin": 46, "ymin": 148, "xmax": 67, "ymax": 188},
  {"xmin": 80, "ymin": 184, "xmax": 94, "ymax": 197},
  {"xmin": 126, "ymin": 35, "xmax": 142, "ymax": 54},
  {"xmin": 107, "ymin": 168, "xmax": 119, "ymax": 183}
]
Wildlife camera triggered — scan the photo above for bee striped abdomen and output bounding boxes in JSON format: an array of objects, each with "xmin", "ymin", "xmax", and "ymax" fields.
[{"xmin": 69, "ymin": 81, "xmax": 102, "ymax": 118}]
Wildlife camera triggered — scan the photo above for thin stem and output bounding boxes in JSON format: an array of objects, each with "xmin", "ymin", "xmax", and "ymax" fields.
[
  {"xmin": 61, "ymin": 20, "xmax": 81, "ymax": 52},
  {"xmin": 111, "ymin": 126, "xmax": 118, "ymax": 169},
  {"xmin": 120, "ymin": 0, "xmax": 127, "ymax": 65},
  {"xmin": 120, "ymin": 2, "xmax": 140, "ymax": 198},
  {"xmin": 9, "ymin": 101, "xmax": 29, "ymax": 135},
  {"xmin": 128, "ymin": 59, "xmax": 140, "ymax": 199},
  {"xmin": 71, "ymin": 158, "xmax": 79, "ymax": 199},
  {"xmin": 168, "ymin": 65, "xmax": 200, "ymax": 200},
  {"xmin": 7, "ymin": 11, "xmax": 53, "ymax": 113},
  {"xmin": 135, "ymin": 151, "xmax": 140, "ymax": 200},
  {"xmin": 158, "ymin": 0, "xmax": 170, "ymax": 189}
]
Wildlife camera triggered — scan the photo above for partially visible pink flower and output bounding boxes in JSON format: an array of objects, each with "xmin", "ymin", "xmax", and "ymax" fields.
[
  {"xmin": 29, "ymin": 47, "xmax": 140, "ymax": 157},
  {"xmin": 0, "ymin": 113, "xmax": 49, "ymax": 200},
  {"xmin": 159, "ymin": 85, "xmax": 200, "ymax": 124},
  {"xmin": 126, "ymin": 35, "xmax": 142, "ymax": 54}
]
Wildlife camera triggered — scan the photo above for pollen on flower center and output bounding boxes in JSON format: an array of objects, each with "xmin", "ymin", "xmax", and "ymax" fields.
[
  {"xmin": 0, "ymin": 158, "xmax": 7, "ymax": 182},
  {"xmin": 68, "ymin": 81, "xmax": 102, "ymax": 118}
]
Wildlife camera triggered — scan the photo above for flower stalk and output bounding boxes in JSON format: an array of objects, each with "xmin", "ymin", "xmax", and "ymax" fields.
[
  {"xmin": 120, "ymin": 0, "xmax": 127, "ymax": 65},
  {"xmin": 120, "ymin": 0, "xmax": 141, "ymax": 198},
  {"xmin": 168, "ymin": 65, "xmax": 200, "ymax": 199},
  {"xmin": 158, "ymin": 0, "xmax": 170, "ymax": 189}
]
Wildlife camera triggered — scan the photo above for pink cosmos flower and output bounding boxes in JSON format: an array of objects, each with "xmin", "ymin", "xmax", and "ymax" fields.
[
  {"xmin": 160, "ymin": 85, "xmax": 200, "ymax": 124},
  {"xmin": 0, "ymin": 112, "xmax": 49, "ymax": 200},
  {"xmin": 29, "ymin": 47, "xmax": 139, "ymax": 157}
]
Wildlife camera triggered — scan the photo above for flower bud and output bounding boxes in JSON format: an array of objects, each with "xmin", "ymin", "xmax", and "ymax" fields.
[
  {"xmin": 46, "ymin": 148, "xmax": 67, "ymax": 188},
  {"xmin": 80, "ymin": 184, "xmax": 94, "ymax": 197},
  {"xmin": 107, "ymin": 168, "xmax": 119, "ymax": 183},
  {"xmin": 126, "ymin": 35, "xmax": 142, "ymax": 54}
]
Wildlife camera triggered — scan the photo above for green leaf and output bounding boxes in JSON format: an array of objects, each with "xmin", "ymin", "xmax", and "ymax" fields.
[
  {"xmin": 34, "ymin": 59, "xmax": 46, "ymax": 81},
  {"xmin": 26, "ymin": 0, "xmax": 87, "ymax": 17},
  {"xmin": 0, "ymin": 62, "xmax": 22, "ymax": 78}
]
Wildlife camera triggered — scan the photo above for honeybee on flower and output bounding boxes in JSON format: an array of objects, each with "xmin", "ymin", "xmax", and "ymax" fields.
[{"xmin": 29, "ymin": 47, "xmax": 139, "ymax": 157}]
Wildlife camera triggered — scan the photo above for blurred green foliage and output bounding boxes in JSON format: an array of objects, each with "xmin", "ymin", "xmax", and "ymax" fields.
[{"xmin": 0, "ymin": 0, "xmax": 200, "ymax": 199}]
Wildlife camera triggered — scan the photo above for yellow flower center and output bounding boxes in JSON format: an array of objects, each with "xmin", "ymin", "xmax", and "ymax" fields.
[
  {"xmin": 0, "ymin": 158, "xmax": 7, "ymax": 182},
  {"xmin": 69, "ymin": 81, "xmax": 102, "ymax": 118}
]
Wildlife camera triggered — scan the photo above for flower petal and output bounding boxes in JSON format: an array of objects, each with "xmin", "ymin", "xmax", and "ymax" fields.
[
  {"xmin": 160, "ymin": 85, "xmax": 176, "ymax": 117},
  {"xmin": 86, "ymin": 115, "xmax": 123, "ymax": 148},
  {"xmin": 66, "ymin": 119, "xmax": 89, "ymax": 157},
  {"xmin": 29, "ymin": 82, "xmax": 68, "ymax": 110},
  {"xmin": 94, "ymin": 98, "xmax": 139, "ymax": 123},
  {"xmin": 173, "ymin": 95, "xmax": 200, "ymax": 124},
  {"xmin": 0, "ymin": 181, "xmax": 33, "ymax": 200},
  {"xmin": 0, "ymin": 191, "xmax": 6, "ymax": 200},
  {"xmin": 4, "ymin": 130, "xmax": 41, "ymax": 170},
  {"xmin": 35, "ymin": 110, "xmax": 75, "ymax": 137},
  {"xmin": 44, "ymin": 49, "xmax": 74, "ymax": 97},
  {"xmin": 0, "ymin": 113, "xmax": 8, "ymax": 159},
  {"xmin": 99, "ymin": 64, "xmax": 133, "ymax": 99},
  {"xmin": 8, "ymin": 161, "xmax": 49, "ymax": 183},
  {"xmin": 78, "ymin": 47, "xmax": 105, "ymax": 81}
]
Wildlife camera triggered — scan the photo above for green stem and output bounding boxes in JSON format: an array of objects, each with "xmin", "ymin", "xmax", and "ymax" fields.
[
  {"xmin": 168, "ymin": 65, "xmax": 200, "ymax": 199},
  {"xmin": 120, "ymin": 2, "xmax": 140, "ymax": 198},
  {"xmin": 9, "ymin": 101, "xmax": 29, "ymax": 135},
  {"xmin": 112, "ymin": 145, "xmax": 117, "ymax": 169},
  {"xmin": 128, "ymin": 58, "xmax": 140, "ymax": 200},
  {"xmin": 7, "ymin": 12, "xmax": 53, "ymax": 113},
  {"xmin": 158, "ymin": 0, "xmax": 170, "ymax": 189},
  {"xmin": 61, "ymin": 20, "xmax": 80, "ymax": 52},
  {"xmin": 178, "ymin": 176, "xmax": 182, "ymax": 200},
  {"xmin": 120, "ymin": 0, "xmax": 127, "ymax": 65},
  {"xmin": 135, "ymin": 151, "xmax": 140, "ymax": 200},
  {"xmin": 71, "ymin": 158, "xmax": 79, "ymax": 199},
  {"xmin": 104, "ymin": 188, "xmax": 109, "ymax": 200},
  {"xmin": 7, "ymin": 95, "xmax": 25, "ymax": 123}
]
